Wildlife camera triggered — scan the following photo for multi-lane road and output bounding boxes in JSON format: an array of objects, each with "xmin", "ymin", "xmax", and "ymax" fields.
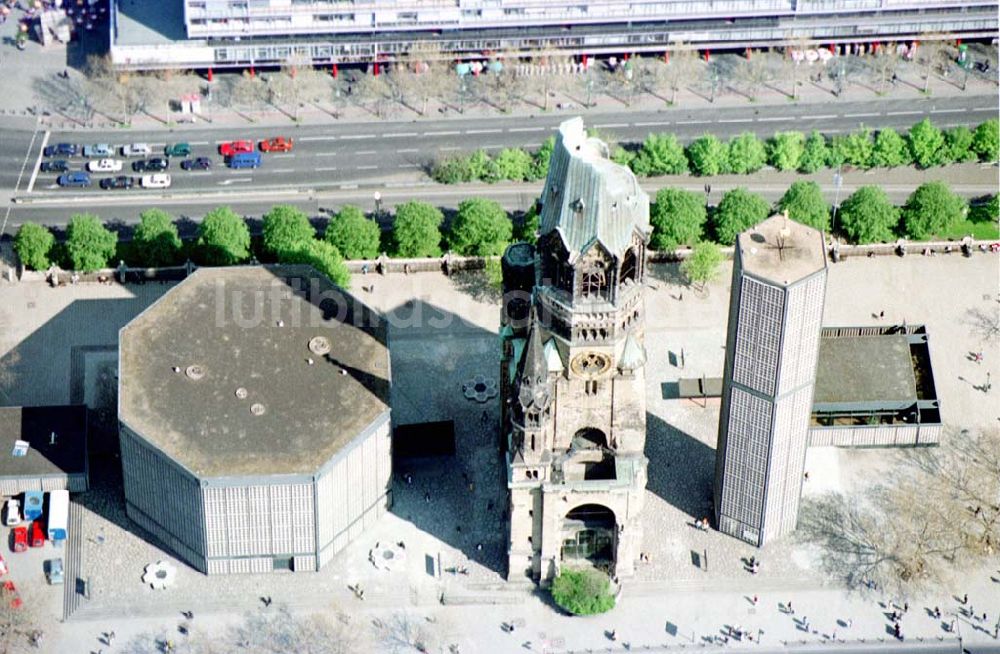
[{"xmin": 1, "ymin": 94, "xmax": 997, "ymax": 230}]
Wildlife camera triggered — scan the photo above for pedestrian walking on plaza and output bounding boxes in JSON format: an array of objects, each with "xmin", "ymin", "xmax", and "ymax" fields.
[
  {"xmin": 933, "ymin": 607, "xmax": 941, "ymax": 619},
  {"xmin": 903, "ymin": 602, "xmax": 908, "ymax": 613},
  {"xmin": 879, "ymin": 310, "xmax": 884, "ymax": 319},
  {"xmin": 962, "ymin": 593, "xmax": 968, "ymax": 604},
  {"xmin": 786, "ymin": 601, "xmax": 793, "ymax": 615},
  {"xmin": 847, "ymin": 618, "xmax": 853, "ymax": 628},
  {"xmin": 949, "ymin": 618, "xmax": 956, "ymax": 632},
  {"xmin": 752, "ymin": 595, "xmax": 759, "ymax": 606}
]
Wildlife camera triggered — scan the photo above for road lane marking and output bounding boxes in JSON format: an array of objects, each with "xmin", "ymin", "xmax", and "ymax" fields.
[
  {"xmin": 718, "ymin": 118, "xmax": 753, "ymax": 123},
  {"xmin": 396, "ymin": 149, "xmax": 420, "ymax": 153},
  {"xmin": 356, "ymin": 165, "xmax": 378, "ymax": 170},
  {"xmin": 811, "ymin": 115, "xmax": 838, "ymax": 120},
  {"xmin": 271, "ymin": 168, "xmax": 294, "ymax": 173},
  {"xmin": 844, "ymin": 112, "xmax": 880, "ymax": 118},
  {"xmin": 484, "ymin": 145, "xmax": 503, "ymax": 149},
  {"xmin": 509, "ymin": 127, "xmax": 546, "ymax": 132},
  {"xmin": 466, "ymin": 129, "xmax": 502, "ymax": 134},
  {"xmin": 382, "ymin": 132, "xmax": 417, "ymax": 138},
  {"xmin": 974, "ymin": 106, "xmax": 995, "ymax": 111},
  {"xmin": 339, "ymin": 134, "xmax": 375, "ymax": 140},
  {"xmin": 27, "ymin": 130, "xmax": 49, "ymax": 194},
  {"xmin": 929, "ymin": 108, "xmax": 963, "ymax": 114},
  {"xmin": 315, "ymin": 152, "xmax": 337, "ymax": 157},
  {"xmin": 593, "ymin": 123, "xmax": 628, "ymax": 128},
  {"xmin": 299, "ymin": 136, "xmax": 339, "ymax": 142},
  {"xmin": 633, "ymin": 121, "xmax": 672, "ymax": 127},
  {"xmin": 355, "ymin": 150, "xmax": 376, "ymax": 155},
  {"xmin": 425, "ymin": 131, "xmax": 460, "ymax": 136},
  {"xmin": 757, "ymin": 117, "xmax": 789, "ymax": 122},
  {"xmin": 439, "ymin": 146, "xmax": 462, "ymax": 151},
  {"xmin": 189, "ymin": 172, "xmax": 212, "ymax": 176},
  {"xmin": 190, "ymin": 141, "xmax": 209, "ymax": 145},
  {"xmin": 272, "ymin": 154, "xmax": 295, "ymax": 159},
  {"xmin": 886, "ymin": 110, "xmax": 923, "ymax": 116},
  {"xmin": 676, "ymin": 120, "xmax": 709, "ymax": 125},
  {"xmin": 218, "ymin": 178, "xmax": 252, "ymax": 185},
  {"xmin": 317, "ymin": 166, "xmax": 338, "ymax": 171},
  {"xmin": 398, "ymin": 164, "xmax": 420, "ymax": 168}
]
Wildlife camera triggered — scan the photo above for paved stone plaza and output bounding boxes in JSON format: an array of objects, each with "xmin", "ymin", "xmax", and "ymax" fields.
[{"xmin": 0, "ymin": 250, "xmax": 997, "ymax": 652}]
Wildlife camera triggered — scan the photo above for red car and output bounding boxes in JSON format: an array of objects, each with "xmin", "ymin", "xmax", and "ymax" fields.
[
  {"xmin": 219, "ymin": 140, "xmax": 254, "ymax": 157},
  {"xmin": 259, "ymin": 136, "xmax": 293, "ymax": 153},
  {"xmin": 28, "ymin": 522, "xmax": 44, "ymax": 548},
  {"xmin": 11, "ymin": 527, "xmax": 26, "ymax": 553}
]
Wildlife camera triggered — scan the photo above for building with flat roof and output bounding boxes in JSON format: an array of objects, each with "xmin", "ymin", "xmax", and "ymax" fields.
[
  {"xmin": 109, "ymin": 0, "xmax": 997, "ymax": 69},
  {"xmin": 118, "ymin": 265, "xmax": 392, "ymax": 575},
  {"xmin": 0, "ymin": 405, "xmax": 89, "ymax": 495},
  {"xmin": 714, "ymin": 214, "xmax": 828, "ymax": 548}
]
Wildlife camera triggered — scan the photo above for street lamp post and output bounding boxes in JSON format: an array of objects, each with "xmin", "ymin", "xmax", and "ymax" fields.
[
  {"xmin": 831, "ymin": 166, "xmax": 843, "ymax": 235},
  {"xmin": 710, "ymin": 71, "xmax": 720, "ymax": 103},
  {"xmin": 373, "ymin": 191, "xmax": 382, "ymax": 218}
]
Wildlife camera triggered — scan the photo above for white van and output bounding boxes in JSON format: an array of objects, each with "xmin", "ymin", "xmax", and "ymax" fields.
[
  {"xmin": 3, "ymin": 498, "xmax": 20, "ymax": 526},
  {"xmin": 140, "ymin": 174, "xmax": 172, "ymax": 189}
]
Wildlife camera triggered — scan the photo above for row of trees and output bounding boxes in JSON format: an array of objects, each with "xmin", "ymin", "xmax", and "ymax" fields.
[
  {"xmin": 652, "ymin": 181, "xmax": 995, "ymax": 249},
  {"xmin": 14, "ymin": 182, "xmax": 995, "ymax": 280},
  {"xmin": 433, "ymin": 119, "xmax": 999, "ymax": 184}
]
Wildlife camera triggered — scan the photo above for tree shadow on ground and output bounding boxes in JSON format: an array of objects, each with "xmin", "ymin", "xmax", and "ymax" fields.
[
  {"xmin": 646, "ymin": 261, "xmax": 688, "ymax": 289},
  {"xmin": 644, "ymin": 412, "xmax": 715, "ymax": 519},
  {"xmin": 448, "ymin": 270, "xmax": 502, "ymax": 304}
]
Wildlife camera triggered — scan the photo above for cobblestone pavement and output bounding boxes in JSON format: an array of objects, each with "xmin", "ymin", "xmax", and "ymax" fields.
[{"xmin": 0, "ymin": 250, "xmax": 996, "ymax": 652}]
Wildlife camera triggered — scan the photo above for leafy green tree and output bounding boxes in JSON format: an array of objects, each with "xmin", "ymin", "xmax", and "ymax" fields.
[
  {"xmin": 389, "ymin": 201, "xmax": 443, "ymax": 257},
  {"xmin": 325, "ymin": 205, "xmax": 381, "ymax": 260},
  {"xmin": 777, "ymin": 181, "xmax": 831, "ymax": 232},
  {"xmin": 530, "ymin": 136, "xmax": 555, "ymax": 180},
  {"xmin": 262, "ymin": 205, "xmax": 315, "ymax": 258},
  {"xmin": 871, "ymin": 128, "xmax": 912, "ymax": 168},
  {"xmin": 838, "ymin": 186, "xmax": 900, "ymax": 243},
  {"xmin": 681, "ymin": 241, "xmax": 723, "ymax": 290},
  {"xmin": 713, "ymin": 187, "xmax": 770, "ymax": 245},
  {"xmin": 611, "ymin": 146, "xmax": 636, "ymax": 169},
  {"xmin": 901, "ymin": 181, "xmax": 968, "ymax": 240},
  {"xmin": 970, "ymin": 194, "xmax": 999, "ymax": 224},
  {"xmin": 196, "ymin": 206, "xmax": 251, "ymax": 266},
  {"xmin": 65, "ymin": 214, "xmax": 118, "ymax": 272},
  {"xmin": 826, "ymin": 135, "xmax": 848, "ymax": 169},
  {"xmin": 133, "ymin": 208, "xmax": 182, "ymax": 267},
  {"xmin": 431, "ymin": 156, "xmax": 473, "ymax": 184},
  {"xmin": 447, "ymin": 198, "xmax": 513, "ymax": 256},
  {"xmin": 686, "ymin": 134, "xmax": 728, "ymax": 176},
  {"xmin": 972, "ymin": 119, "xmax": 999, "ymax": 162},
  {"xmin": 767, "ymin": 132, "xmax": 805, "ymax": 172},
  {"xmin": 631, "ymin": 133, "xmax": 688, "ymax": 176},
  {"xmin": 941, "ymin": 126, "xmax": 976, "ymax": 164},
  {"xmin": 494, "ymin": 148, "xmax": 534, "ymax": 181},
  {"xmin": 908, "ymin": 118, "xmax": 945, "ymax": 168},
  {"xmin": 798, "ymin": 130, "xmax": 830, "ymax": 174},
  {"xmin": 550, "ymin": 568, "xmax": 615, "ymax": 616},
  {"xmin": 650, "ymin": 188, "xmax": 706, "ymax": 250},
  {"xmin": 515, "ymin": 204, "xmax": 540, "ymax": 244},
  {"xmin": 830, "ymin": 130, "xmax": 873, "ymax": 168},
  {"xmin": 467, "ymin": 149, "xmax": 492, "ymax": 181},
  {"xmin": 283, "ymin": 239, "xmax": 350, "ymax": 288},
  {"xmin": 14, "ymin": 223, "xmax": 55, "ymax": 271},
  {"xmin": 726, "ymin": 132, "xmax": 767, "ymax": 174}
]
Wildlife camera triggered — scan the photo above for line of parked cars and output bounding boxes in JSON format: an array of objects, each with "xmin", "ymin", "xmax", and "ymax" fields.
[
  {"xmin": 3, "ymin": 490, "xmax": 66, "ymax": 586},
  {"xmin": 43, "ymin": 137, "xmax": 294, "ymax": 188}
]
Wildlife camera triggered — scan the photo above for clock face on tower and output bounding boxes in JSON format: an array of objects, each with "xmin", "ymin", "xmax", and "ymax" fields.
[{"xmin": 570, "ymin": 351, "xmax": 612, "ymax": 377}]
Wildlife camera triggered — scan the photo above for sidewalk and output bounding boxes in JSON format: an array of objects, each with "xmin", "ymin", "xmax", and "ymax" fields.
[{"xmin": 0, "ymin": 18, "xmax": 995, "ymax": 132}]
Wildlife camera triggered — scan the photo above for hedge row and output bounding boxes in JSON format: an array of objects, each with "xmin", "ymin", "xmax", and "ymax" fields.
[
  {"xmin": 433, "ymin": 118, "xmax": 999, "ymax": 183},
  {"xmin": 15, "ymin": 185, "xmax": 997, "ymax": 283}
]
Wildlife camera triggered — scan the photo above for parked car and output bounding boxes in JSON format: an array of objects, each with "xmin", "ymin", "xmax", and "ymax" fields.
[
  {"xmin": 121, "ymin": 143, "xmax": 151, "ymax": 157},
  {"xmin": 219, "ymin": 140, "xmax": 253, "ymax": 157},
  {"xmin": 43, "ymin": 142, "xmax": 77, "ymax": 157},
  {"xmin": 180, "ymin": 157, "xmax": 212, "ymax": 171},
  {"xmin": 82, "ymin": 143, "xmax": 113, "ymax": 158},
  {"xmin": 11, "ymin": 527, "xmax": 26, "ymax": 553},
  {"xmin": 28, "ymin": 522, "xmax": 44, "ymax": 548},
  {"xmin": 140, "ymin": 174, "xmax": 172, "ymax": 189},
  {"xmin": 86, "ymin": 158, "xmax": 123, "ymax": 173},
  {"xmin": 3, "ymin": 500, "xmax": 20, "ymax": 527},
  {"xmin": 165, "ymin": 143, "xmax": 191, "ymax": 157},
  {"xmin": 100, "ymin": 175, "xmax": 135, "ymax": 190},
  {"xmin": 259, "ymin": 136, "xmax": 293, "ymax": 153},
  {"xmin": 46, "ymin": 559, "xmax": 64, "ymax": 585},
  {"xmin": 40, "ymin": 160, "xmax": 69, "ymax": 173},
  {"xmin": 132, "ymin": 158, "xmax": 169, "ymax": 172},
  {"xmin": 57, "ymin": 172, "xmax": 92, "ymax": 188}
]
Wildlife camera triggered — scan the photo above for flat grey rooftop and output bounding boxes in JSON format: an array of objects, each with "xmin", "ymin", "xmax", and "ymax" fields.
[
  {"xmin": 813, "ymin": 334, "xmax": 917, "ymax": 406},
  {"xmin": 119, "ymin": 265, "xmax": 390, "ymax": 478},
  {"xmin": 113, "ymin": 0, "xmax": 186, "ymax": 46},
  {"xmin": 0, "ymin": 405, "xmax": 87, "ymax": 478},
  {"xmin": 738, "ymin": 214, "xmax": 827, "ymax": 285}
]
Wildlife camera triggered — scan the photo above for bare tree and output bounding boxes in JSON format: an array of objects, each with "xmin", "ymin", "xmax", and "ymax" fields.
[
  {"xmin": 485, "ymin": 51, "xmax": 525, "ymax": 113},
  {"xmin": 963, "ymin": 306, "xmax": 1000, "ymax": 343},
  {"xmin": 372, "ymin": 612, "xmax": 443, "ymax": 654},
  {"xmin": 31, "ymin": 74, "xmax": 96, "ymax": 124},
  {"xmin": 662, "ymin": 47, "xmax": 697, "ymax": 105},
  {"xmin": 783, "ymin": 36, "xmax": 815, "ymax": 99},
  {"xmin": 86, "ymin": 55, "xmax": 156, "ymax": 124},
  {"xmin": 916, "ymin": 37, "xmax": 948, "ymax": 93},
  {"xmin": 870, "ymin": 48, "xmax": 901, "ymax": 95},
  {"xmin": 799, "ymin": 427, "xmax": 999, "ymax": 596},
  {"xmin": 353, "ymin": 71, "xmax": 396, "ymax": 119},
  {"xmin": 392, "ymin": 43, "xmax": 451, "ymax": 116},
  {"xmin": 226, "ymin": 70, "xmax": 269, "ymax": 114},
  {"xmin": 733, "ymin": 54, "xmax": 774, "ymax": 102}
]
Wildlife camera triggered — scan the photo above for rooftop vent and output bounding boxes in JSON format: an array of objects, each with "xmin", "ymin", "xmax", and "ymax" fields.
[
  {"xmin": 250, "ymin": 403, "xmax": 266, "ymax": 416},
  {"xmin": 235, "ymin": 387, "xmax": 248, "ymax": 399},
  {"xmin": 185, "ymin": 365, "xmax": 205, "ymax": 381},
  {"xmin": 308, "ymin": 336, "xmax": 331, "ymax": 355}
]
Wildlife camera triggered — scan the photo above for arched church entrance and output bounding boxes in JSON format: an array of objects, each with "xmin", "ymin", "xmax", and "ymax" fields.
[{"xmin": 561, "ymin": 504, "xmax": 616, "ymax": 568}]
